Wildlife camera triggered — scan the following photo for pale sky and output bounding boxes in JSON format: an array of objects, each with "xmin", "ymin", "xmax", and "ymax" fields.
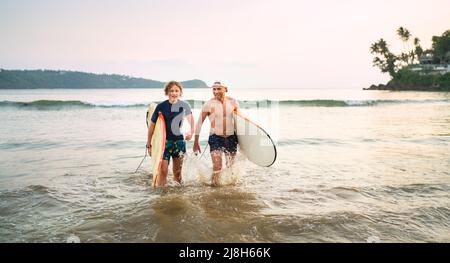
[{"xmin": 1, "ymin": 0, "xmax": 449, "ymax": 88}]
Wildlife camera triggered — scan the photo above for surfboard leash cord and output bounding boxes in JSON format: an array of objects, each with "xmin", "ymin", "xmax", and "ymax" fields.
[{"xmin": 134, "ymin": 146, "xmax": 148, "ymax": 173}]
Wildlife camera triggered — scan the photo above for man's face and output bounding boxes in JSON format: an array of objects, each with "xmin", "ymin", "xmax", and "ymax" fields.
[{"xmin": 212, "ymin": 86, "xmax": 226, "ymax": 99}]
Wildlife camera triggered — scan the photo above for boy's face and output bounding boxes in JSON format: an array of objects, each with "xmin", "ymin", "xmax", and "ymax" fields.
[
  {"xmin": 168, "ymin": 85, "xmax": 181, "ymax": 101},
  {"xmin": 212, "ymin": 86, "xmax": 226, "ymax": 99}
]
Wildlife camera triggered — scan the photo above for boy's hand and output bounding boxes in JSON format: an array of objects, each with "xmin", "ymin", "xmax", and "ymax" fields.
[
  {"xmin": 185, "ymin": 131, "xmax": 193, "ymax": 141},
  {"xmin": 146, "ymin": 144, "xmax": 152, "ymax": 156}
]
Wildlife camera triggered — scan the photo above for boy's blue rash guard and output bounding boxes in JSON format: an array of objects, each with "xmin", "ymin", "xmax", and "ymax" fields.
[{"xmin": 151, "ymin": 100, "xmax": 192, "ymax": 140}]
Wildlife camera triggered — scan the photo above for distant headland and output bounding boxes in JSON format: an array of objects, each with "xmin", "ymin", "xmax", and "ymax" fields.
[
  {"xmin": 366, "ymin": 28, "xmax": 449, "ymax": 91},
  {"xmin": 0, "ymin": 69, "xmax": 209, "ymax": 89}
]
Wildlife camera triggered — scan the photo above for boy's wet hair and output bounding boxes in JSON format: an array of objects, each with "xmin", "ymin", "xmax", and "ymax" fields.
[{"xmin": 164, "ymin": 81, "xmax": 183, "ymax": 95}]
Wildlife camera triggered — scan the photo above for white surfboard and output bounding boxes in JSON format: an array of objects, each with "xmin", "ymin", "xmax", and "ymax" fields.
[
  {"xmin": 233, "ymin": 111, "xmax": 277, "ymax": 167},
  {"xmin": 146, "ymin": 102, "xmax": 166, "ymax": 187}
]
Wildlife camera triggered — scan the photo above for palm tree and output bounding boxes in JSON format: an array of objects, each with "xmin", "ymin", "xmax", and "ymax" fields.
[
  {"xmin": 397, "ymin": 27, "xmax": 426, "ymax": 65},
  {"xmin": 370, "ymin": 38, "xmax": 398, "ymax": 78},
  {"xmin": 370, "ymin": 42, "xmax": 380, "ymax": 54},
  {"xmin": 397, "ymin": 27, "xmax": 411, "ymax": 58},
  {"xmin": 413, "ymin": 37, "xmax": 423, "ymax": 64},
  {"xmin": 370, "ymin": 39, "xmax": 389, "ymax": 56},
  {"xmin": 397, "ymin": 27, "xmax": 411, "ymax": 42},
  {"xmin": 378, "ymin": 39, "xmax": 388, "ymax": 54},
  {"xmin": 399, "ymin": 53, "xmax": 409, "ymax": 65}
]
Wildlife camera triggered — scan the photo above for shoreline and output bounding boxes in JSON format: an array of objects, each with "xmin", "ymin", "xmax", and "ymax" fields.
[{"xmin": 364, "ymin": 81, "xmax": 449, "ymax": 92}]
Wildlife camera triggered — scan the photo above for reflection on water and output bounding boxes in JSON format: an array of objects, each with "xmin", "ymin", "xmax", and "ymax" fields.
[{"xmin": 0, "ymin": 89, "xmax": 449, "ymax": 242}]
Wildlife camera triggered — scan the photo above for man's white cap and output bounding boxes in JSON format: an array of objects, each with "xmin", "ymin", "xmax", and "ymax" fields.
[{"xmin": 212, "ymin": 81, "xmax": 225, "ymax": 87}]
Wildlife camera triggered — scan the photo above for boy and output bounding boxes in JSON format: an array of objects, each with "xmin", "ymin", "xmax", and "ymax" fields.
[{"xmin": 147, "ymin": 81, "xmax": 194, "ymax": 187}]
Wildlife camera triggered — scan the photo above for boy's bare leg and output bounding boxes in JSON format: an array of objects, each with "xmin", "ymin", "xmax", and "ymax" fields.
[
  {"xmin": 211, "ymin": 150, "xmax": 222, "ymax": 186},
  {"xmin": 172, "ymin": 156, "xmax": 183, "ymax": 185},
  {"xmin": 155, "ymin": 160, "xmax": 169, "ymax": 187}
]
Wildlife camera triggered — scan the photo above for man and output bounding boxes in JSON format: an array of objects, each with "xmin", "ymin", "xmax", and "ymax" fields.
[{"xmin": 193, "ymin": 81, "xmax": 239, "ymax": 186}]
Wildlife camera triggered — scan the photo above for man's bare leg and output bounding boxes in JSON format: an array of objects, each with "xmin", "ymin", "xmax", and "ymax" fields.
[
  {"xmin": 211, "ymin": 150, "xmax": 222, "ymax": 186},
  {"xmin": 225, "ymin": 152, "xmax": 236, "ymax": 168}
]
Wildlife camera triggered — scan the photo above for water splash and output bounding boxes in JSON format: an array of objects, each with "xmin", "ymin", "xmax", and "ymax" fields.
[{"xmin": 174, "ymin": 152, "xmax": 247, "ymax": 187}]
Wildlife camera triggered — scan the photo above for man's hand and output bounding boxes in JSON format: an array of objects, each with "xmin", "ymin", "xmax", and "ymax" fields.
[{"xmin": 193, "ymin": 142, "xmax": 201, "ymax": 154}]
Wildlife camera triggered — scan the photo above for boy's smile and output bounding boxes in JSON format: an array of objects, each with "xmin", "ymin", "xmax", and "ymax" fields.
[{"xmin": 168, "ymin": 86, "xmax": 181, "ymax": 102}]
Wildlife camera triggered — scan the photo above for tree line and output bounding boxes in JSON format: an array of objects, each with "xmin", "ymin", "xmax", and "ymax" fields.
[
  {"xmin": 0, "ymin": 69, "xmax": 208, "ymax": 89},
  {"xmin": 370, "ymin": 28, "xmax": 450, "ymax": 78}
]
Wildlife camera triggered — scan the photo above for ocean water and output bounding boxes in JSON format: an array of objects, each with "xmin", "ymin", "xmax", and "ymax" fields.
[{"xmin": 0, "ymin": 88, "xmax": 449, "ymax": 243}]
